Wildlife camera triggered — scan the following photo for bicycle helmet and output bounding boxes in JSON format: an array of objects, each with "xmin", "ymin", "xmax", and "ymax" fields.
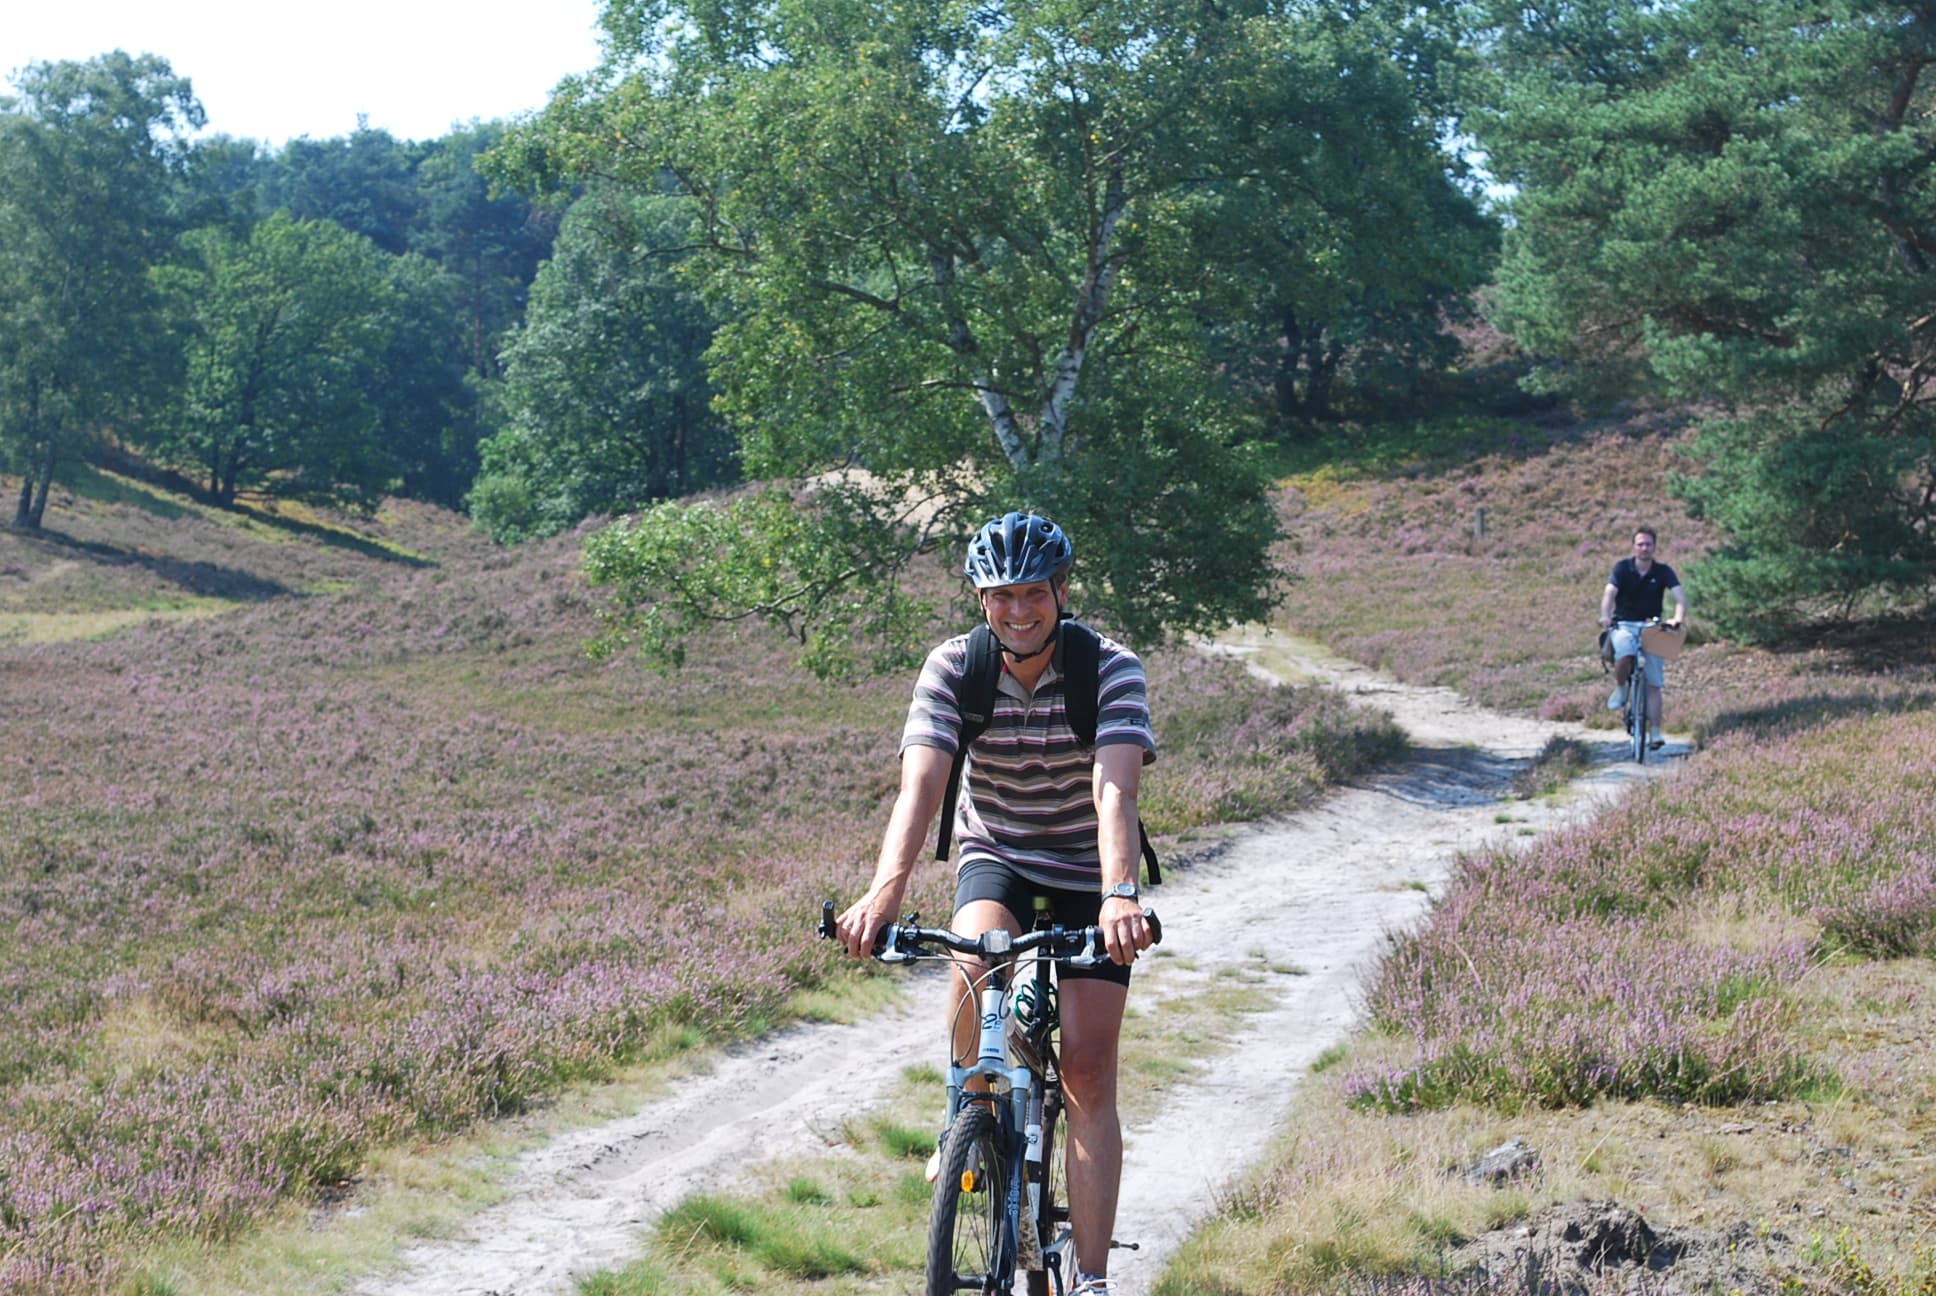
[{"xmin": 964, "ymin": 511, "xmax": 1073, "ymax": 588}]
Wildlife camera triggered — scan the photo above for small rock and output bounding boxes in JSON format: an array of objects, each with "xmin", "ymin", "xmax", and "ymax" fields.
[{"xmin": 1465, "ymin": 1136, "xmax": 1540, "ymax": 1186}]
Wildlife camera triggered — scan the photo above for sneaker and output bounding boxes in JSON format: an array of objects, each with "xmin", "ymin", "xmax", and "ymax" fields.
[
  {"xmin": 1071, "ymin": 1278, "xmax": 1115, "ymax": 1296},
  {"xmin": 1606, "ymin": 683, "xmax": 1628, "ymax": 711},
  {"xmin": 1649, "ymin": 736, "xmax": 1665, "ymax": 751},
  {"xmin": 924, "ymin": 1146, "xmax": 942, "ymax": 1184}
]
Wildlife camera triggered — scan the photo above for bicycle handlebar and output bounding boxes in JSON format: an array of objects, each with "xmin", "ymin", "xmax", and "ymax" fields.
[{"xmin": 818, "ymin": 899, "xmax": 1162, "ymax": 967}]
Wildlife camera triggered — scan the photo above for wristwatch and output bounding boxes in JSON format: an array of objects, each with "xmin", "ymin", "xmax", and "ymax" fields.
[{"xmin": 1103, "ymin": 882, "xmax": 1140, "ymax": 902}]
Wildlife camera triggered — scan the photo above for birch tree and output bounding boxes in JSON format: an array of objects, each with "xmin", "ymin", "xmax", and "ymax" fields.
[{"xmin": 499, "ymin": 0, "xmax": 1474, "ymax": 671}]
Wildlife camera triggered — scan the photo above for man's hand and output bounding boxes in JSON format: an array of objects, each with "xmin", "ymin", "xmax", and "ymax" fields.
[
  {"xmin": 1098, "ymin": 895, "xmax": 1153, "ymax": 966},
  {"xmin": 835, "ymin": 886, "xmax": 902, "ymax": 961}
]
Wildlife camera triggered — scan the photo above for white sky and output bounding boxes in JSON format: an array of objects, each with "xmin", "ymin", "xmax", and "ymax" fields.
[{"xmin": 2, "ymin": 0, "xmax": 607, "ymax": 147}]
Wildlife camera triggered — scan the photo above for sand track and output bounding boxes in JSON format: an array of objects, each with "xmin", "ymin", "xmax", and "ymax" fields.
[{"xmin": 354, "ymin": 632, "xmax": 1672, "ymax": 1295}]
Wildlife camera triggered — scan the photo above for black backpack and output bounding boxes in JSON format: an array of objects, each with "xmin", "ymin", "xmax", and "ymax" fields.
[{"xmin": 934, "ymin": 620, "xmax": 1161, "ymax": 884}]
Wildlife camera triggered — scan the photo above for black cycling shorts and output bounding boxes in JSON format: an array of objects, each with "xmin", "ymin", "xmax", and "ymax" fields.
[{"xmin": 954, "ymin": 856, "xmax": 1133, "ymax": 987}]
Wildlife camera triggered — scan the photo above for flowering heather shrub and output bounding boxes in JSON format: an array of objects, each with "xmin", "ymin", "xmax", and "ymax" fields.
[
  {"xmin": 1508, "ymin": 735, "xmax": 1590, "ymax": 798},
  {"xmin": 1816, "ymin": 861, "xmax": 1936, "ymax": 959},
  {"xmin": 1141, "ymin": 656, "xmax": 1407, "ymax": 830},
  {"xmin": 1271, "ymin": 418, "xmax": 1710, "ymax": 714},
  {"xmin": 1352, "ymin": 705, "xmax": 1936, "ymax": 1112},
  {"xmin": 0, "ymin": 501, "xmax": 1398, "ymax": 1289}
]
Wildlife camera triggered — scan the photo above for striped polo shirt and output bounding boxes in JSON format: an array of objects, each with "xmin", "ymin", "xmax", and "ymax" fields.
[{"xmin": 901, "ymin": 625, "xmax": 1157, "ymax": 890}]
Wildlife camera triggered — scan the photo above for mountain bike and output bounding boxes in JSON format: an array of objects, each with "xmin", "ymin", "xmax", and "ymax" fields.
[{"xmin": 818, "ymin": 899, "xmax": 1161, "ymax": 1296}]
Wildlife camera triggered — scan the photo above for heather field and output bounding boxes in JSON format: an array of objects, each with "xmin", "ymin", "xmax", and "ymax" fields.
[
  {"xmin": 0, "ymin": 470, "xmax": 1401, "ymax": 1291},
  {"xmin": 1265, "ymin": 406, "xmax": 1936, "ymax": 738},
  {"xmin": 1160, "ymin": 414, "xmax": 1936, "ymax": 1294}
]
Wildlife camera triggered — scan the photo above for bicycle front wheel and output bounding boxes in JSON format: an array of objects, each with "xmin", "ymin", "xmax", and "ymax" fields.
[
  {"xmin": 1629, "ymin": 680, "xmax": 1648, "ymax": 764},
  {"xmin": 927, "ymin": 1103, "xmax": 1011, "ymax": 1296}
]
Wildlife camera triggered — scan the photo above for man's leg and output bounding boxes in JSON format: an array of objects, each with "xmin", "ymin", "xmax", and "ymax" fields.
[
  {"xmin": 1058, "ymin": 976, "xmax": 1129, "ymax": 1280},
  {"xmin": 1608, "ymin": 625, "xmax": 1640, "ymax": 710}
]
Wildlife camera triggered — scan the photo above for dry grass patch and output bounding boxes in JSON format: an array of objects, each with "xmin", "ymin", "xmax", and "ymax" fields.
[
  {"xmin": 0, "ymin": 601, "xmax": 237, "ymax": 643},
  {"xmin": 1165, "ymin": 956, "xmax": 1936, "ymax": 1294},
  {"xmin": 1680, "ymin": 892, "xmax": 1820, "ymax": 957}
]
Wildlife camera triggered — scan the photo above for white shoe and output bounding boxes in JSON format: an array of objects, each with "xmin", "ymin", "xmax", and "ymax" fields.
[
  {"xmin": 924, "ymin": 1147, "xmax": 942, "ymax": 1183},
  {"xmin": 1606, "ymin": 683, "xmax": 1628, "ymax": 711},
  {"xmin": 1071, "ymin": 1278, "xmax": 1115, "ymax": 1295}
]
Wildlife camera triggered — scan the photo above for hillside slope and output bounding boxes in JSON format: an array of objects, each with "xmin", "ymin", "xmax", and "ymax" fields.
[{"xmin": 0, "ymin": 470, "xmax": 1402, "ymax": 1292}]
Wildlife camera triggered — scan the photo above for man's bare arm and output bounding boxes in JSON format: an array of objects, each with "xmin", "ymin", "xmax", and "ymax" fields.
[{"xmin": 836, "ymin": 745, "xmax": 952, "ymax": 958}]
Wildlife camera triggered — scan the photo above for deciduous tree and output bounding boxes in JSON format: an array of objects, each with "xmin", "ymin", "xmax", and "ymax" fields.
[
  {"xmin": 152, "ymin": 213, "xmax": 395, "ymax": 508},
  {"xmin": 0, "ymin": 52, "xmax": 202, "ymax": 529},
  {"xmin": 470, "ymin": 191, "xmax": 733, "ymax": 543},
  {"xmin": 498, "ymin": 0, "xmax": 1475, "ymax": 671}
]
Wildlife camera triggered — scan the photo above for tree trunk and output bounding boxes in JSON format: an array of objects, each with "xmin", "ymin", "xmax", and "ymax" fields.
[
  {"xmin": 11, "ymin": 377, "xmax": 45, "ymax": 530},
  {"xmin": 27, "ymin": 451, "xmax": 53, "ymax": 528},
  {"xmin": 1275, "ymin": 307, "xmax": 1305, "ymax": 424},
  {"xmin": 13, "ymin": 437, "xmax": 54, "ymax": 530},
  {"xmin": 1304, "ymin": 331, "xmax": 1338, "ymax": 420}
]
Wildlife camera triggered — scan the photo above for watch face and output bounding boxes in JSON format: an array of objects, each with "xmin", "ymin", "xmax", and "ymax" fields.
[{"xmin": 1108, "ymin": 883, "xmax": 1138, "ymax": 899}]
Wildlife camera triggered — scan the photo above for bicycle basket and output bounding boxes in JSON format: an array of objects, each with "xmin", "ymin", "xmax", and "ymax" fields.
[{"xmin": 1639, "ymin": 623, "xmax": 1685, "ymax": 660}]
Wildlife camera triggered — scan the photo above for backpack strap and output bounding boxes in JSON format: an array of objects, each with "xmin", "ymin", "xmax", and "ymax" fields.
[
  {"xmin": 1056, "ymin": 623, "xmax": 1161, "ymax": 885},
  {"xmin": 935, "ymin": 623, "xmax": 1002, "ymax": 861}
]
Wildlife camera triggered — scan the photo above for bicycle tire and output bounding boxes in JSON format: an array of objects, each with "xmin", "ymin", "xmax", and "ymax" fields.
[
  {"xmin": 927, "ymin": 1103, "xmax": 1010, "ymax": 1296},
  {"xmin": 1630, "ymin": 670, "xmax": 1648, "ymax": 764},
  {"xmin": 1026, "ymin": 1084, "xmax": 1069, "ymax": 1296}
]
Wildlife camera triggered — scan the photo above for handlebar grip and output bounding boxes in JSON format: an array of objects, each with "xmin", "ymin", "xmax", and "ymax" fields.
[
  {"xmin": 1074, "ymin": 907, "xmax": 1163, "ymax": 964},
  {"xmin": 818, "ymin": 900, "xmax": 904, "ymax": 957}
]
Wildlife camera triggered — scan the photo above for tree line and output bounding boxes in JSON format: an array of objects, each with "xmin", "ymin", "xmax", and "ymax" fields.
[
  {"xmin": 500, "ymin": 0, "xmax": 1934, "ymax": 666},
  {"xmin": 6, "ymin": 0, "xmax": 1931, "ymax": 661},
  {"xmin": 0, "ymin": 51, "xmax": 728, "ymax": 533}
]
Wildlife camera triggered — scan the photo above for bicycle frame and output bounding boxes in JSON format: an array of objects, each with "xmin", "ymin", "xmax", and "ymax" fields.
[{"xmin": 1626, "ymin": 636, "xmax": 1653, "ymax": 763}]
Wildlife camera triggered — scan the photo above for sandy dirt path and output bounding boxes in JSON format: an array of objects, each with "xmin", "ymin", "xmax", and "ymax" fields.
[{"xmin": 354, "ymin": 632, "xmax": 1676, "ymax": 1296}]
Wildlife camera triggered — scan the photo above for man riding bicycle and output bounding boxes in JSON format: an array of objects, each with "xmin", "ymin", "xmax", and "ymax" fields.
[
  {"xmin": 1598, "ymin": 526, "xmax": 1687, "ymax": 749},
  {"xmin": 835, "ymin": 511, "xmax": 1156, "ymax": 1296}
]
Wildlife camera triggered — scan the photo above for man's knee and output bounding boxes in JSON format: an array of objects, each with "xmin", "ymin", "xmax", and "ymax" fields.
[{"xmin": 1060, "ymin": 1048, "xmax": 1119, "ymax": 1103}]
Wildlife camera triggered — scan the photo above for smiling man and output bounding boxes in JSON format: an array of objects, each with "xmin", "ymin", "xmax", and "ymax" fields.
[{"xmin": 835, "ymin": 510, "xmax": 1156, "ymax": 1296}]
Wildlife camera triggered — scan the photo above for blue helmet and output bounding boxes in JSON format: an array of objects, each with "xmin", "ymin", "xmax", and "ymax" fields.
[{"xmin": 964, "ymin": 511, "xmax": 1073, "ymax": 588}]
